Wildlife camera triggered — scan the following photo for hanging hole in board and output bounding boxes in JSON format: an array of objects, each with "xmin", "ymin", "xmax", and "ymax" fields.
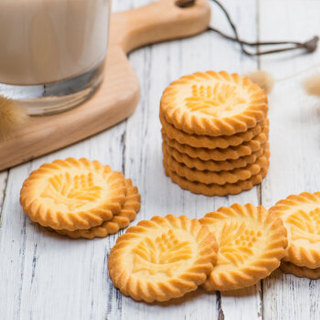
[{"xmin": 175, "ymin": 0, "xmax": 195, "ymax": 8}]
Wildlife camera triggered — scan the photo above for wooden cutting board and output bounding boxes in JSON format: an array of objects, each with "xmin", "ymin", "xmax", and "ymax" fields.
[{"xmin": 0, "ymin": 0, "xmax": 210, "ymax": 172}]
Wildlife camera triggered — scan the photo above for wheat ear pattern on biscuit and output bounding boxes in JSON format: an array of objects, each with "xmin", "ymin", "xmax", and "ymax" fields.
[
  {"xmin": 269, "ymin": 192, "xmax": 320, "ymax": 269},
  {"xmin": 199, "ymin": 203, "xmax": 287, "ymax": 291},
  {"xmin": 20, "ymin": 158, "xmax": 126, "ymax": 231},
  {"xmin": 20, "ymin": 158, "xmax": 140, "ymax": 238},
  {"xmin": 160, "ymin": 71, "xmax": 268, "ymax": 136},
  {"xmin": 56, "ymin": 179, "xmax": 141, "ymax": 239},
  {"xmin": 108, "ymin": 215, "xmax": 218, "ymax": 303}
]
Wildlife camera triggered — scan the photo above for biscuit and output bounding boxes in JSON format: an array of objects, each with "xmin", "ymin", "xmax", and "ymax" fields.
[
  {"xmin": 56, "ymin": 179, "xmax": 140, "ymax": 239},
  {"xmin": 269, "ymin": 192, "xmax": 320, "ymax": 269},
  {"xmin": 20, "ymin": 158, "xmax": 126, "ymax": 231},
  {"xmin": 160, "ymin": 111, "xmax": 269, "ymax": 149},
  {"xmin": 160, "ymin": 71, "xmax": 268, "ymax": 136},
  {"xmin": 108, "ymin": 215, "xmax": 218, "ymax": 303},
  {"xmin": 164, "ymin": 142, "xmax": 269, "ymax": 172},
  {"xmin": 280, "ymin": 261, "xmax": 320, "ymax": 280},
  {"xmin": 164, "ymin": 162, "xmax": 268, "ymax": 196},
  {"xmin": 163, "ymin": 128, "xmax": 268, "ymax": 161},
  {"xmin": 199, "ymin": 203, "xmax": 287, "ymax": 291},
  {"xmin": 163, "ymin": 145, "xmax": 269, "ymax": 185}
]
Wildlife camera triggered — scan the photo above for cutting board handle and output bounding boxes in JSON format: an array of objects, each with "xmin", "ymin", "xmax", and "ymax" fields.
[{"xmin": 110, "ymin": 0, "xmax": 211, "ymax": 53}]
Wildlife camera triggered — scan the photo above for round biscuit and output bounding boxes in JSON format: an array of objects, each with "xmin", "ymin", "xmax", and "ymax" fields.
[
  {"xmin": 200, "ymin": 203, "xmax": 287, "ymax": 291},
  {"xmin": 160, "ymin": 71, "xmax": 268, "ymax": 136},
  {"xmin": 20, "ymin": 158, "xmax": 126, "ymax": 231},
  {"xmin": 269, "ymin": 192, "xmax": 320, "ymax": 269},
  {"xmin": 108, "ymin": 215, "xmax": 218, "ymax": 303}
]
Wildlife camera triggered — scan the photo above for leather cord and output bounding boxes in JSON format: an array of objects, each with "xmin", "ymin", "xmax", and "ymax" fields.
[{"xmin": 175, "ymin": 0, "xmax": 318, "ymax": 56}]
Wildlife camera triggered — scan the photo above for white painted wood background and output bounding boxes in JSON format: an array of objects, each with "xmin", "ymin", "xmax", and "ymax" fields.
[{"xmin": 1, "ymin": 0, "xmax": 320, "ymax": 319}]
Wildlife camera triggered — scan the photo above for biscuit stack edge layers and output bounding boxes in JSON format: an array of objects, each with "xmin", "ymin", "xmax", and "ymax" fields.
[{"xmin": 160, "ymin": 71, "xmax": 270, "ymax": 196}]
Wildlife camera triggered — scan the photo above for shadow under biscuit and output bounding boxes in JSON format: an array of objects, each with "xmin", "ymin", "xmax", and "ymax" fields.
[{"xmin": 146, "ymin": 287, "xmax": 210, "ymax": 307}]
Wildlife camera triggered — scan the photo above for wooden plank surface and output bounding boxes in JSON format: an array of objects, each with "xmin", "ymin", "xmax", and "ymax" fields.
[{"xmin": 0, "ymin": 0, "xmax": 319, "ymax": 319}]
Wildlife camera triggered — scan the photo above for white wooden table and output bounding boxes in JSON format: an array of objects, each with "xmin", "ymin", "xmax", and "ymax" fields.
[{"xmin": 1, "ymin": 0, "xmax": 320, "ymax": 319}]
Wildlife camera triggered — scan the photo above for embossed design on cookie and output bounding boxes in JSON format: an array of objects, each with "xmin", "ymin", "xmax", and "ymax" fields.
[
  {"xmin": 108, "ymin": 215, "xmax": 218, "ymax": 303},
  {"xmin": 288, "ymin": 209, "xmax": 320, "ymax": 243},
  {"xmin": 160, "ymin": 71, "xmax": 268, "ymax": 136},
  {"xmin": 269, "ymin": 192, "xmax": 320, "ymax": 268},
  {"xmin": 185, "ymin": 83, "xmax": 248, "ymax": 117},
  {"xmin": 133, "ymin": 230, "xmax": 193, "ymax": 276},
  {"xmin": 41, "ymin": 172, "xmax": 103, "ymax": 211},
  {"xmin": 20, "ymin": 158, "xmax": 126, "ymax": 231},
  {"xmin": 56, "ymin": 179, "xmax": 141, "ymax": 239},
  {"xmin": 218, "ymin": 221, "xmax": 262, "ymax": 267},
  {"xmin": 199, "ymin": 203, "xmax": 287, "ymax": 291}
]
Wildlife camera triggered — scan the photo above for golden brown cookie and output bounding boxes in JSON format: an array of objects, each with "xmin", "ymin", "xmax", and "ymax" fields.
[
  {"xmin": 280, "ymin": 261, "xmax": 320, "ymax": 280},
  {"xmin": 108, "ymin": 215, "xmax": 218, "ymax": 303},
  {"xmin": 163, "ymin": 145, "xmax": 269, "ymax": 185},
  {"xmin": 160, "ymin": 71, "xmax": 268, "ymax": 136},
  {"xmin": 269, "ymin": 192, "xmax": 320, "ymax": 269},
  {"xmin": 199, "ymin": 203, "xmax": 287, "ymax": 291},
  {"xmin": 164, "ymin": 142, "xmax": 269, "ymax": 172},
  {"xmin": 160, "ymin": 111, "xmax": 269, "ymax": 149},
  {"xmin": 164, "ymin": 161, "xmax": 269, "ymax": 196},
  {"xmin": 56, "ymin": 179, "xmax": 141, "ymax": 239},
  {"xmin": 163, "ymin": 127, "xmax": 268, "ymax": 161},
  {"xmin": 20, "ymin": 158, "xmax": 126, "ymax": 231}
]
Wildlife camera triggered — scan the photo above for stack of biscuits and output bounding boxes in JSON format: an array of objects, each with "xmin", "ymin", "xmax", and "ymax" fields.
[
  {"xmin": 160, "ymin": 70, "xmax": 270, "ymax": 196},
  {"xmin": 20, "ymin": 158, "xmax": 141, "ymax": 240}
]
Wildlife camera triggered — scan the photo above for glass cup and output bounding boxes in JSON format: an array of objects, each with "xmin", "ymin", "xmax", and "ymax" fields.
[{"xmin": 0, "ymin": 0, "xmax": 111, "ymax": 115}]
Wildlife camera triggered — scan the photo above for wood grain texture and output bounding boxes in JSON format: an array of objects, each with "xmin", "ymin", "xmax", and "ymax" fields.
[
  {"xmin": 0, "ymin": 172, "xmax": 8, "ymax": 212},
  {"xmin": 0, "ymin": 0, "xmax": 320, "ymax": 319}
]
